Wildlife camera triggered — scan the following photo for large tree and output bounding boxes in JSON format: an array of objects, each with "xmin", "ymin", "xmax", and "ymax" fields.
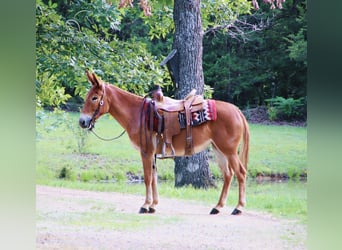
[{"xmin": 170, "ymin": 0, "xmax": 213, "ymax": 188}]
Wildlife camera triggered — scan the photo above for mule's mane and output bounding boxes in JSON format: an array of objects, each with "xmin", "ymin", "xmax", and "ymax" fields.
[
  {"xmin": 106, "ymin": 83, "xmax": 144, "ymax": 102},
  {"xmin": 102, "ymin": 83, "xmax": 145, "ymax": 136}
]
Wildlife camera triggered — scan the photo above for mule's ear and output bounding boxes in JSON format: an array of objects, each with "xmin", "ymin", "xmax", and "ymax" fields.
[
  {"xmin": 92, "ymin": 73, "xmax": 102, "ymax": 88},
  {"xmin": 86, "ymin": 70, "xmax": 95, "ymax": 85},
  {"xmin": 85, "ymin": 70, "xmax": 102, "ymax": 88}
]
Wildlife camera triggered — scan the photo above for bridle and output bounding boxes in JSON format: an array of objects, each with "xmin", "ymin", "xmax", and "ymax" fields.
[
  {"xmin": 88, "ymin": 84, "xmax": 106, "ymax": 131},
  {"xmin": 87, "ymin": 84, "xmax": 126, "ymax": 141}
]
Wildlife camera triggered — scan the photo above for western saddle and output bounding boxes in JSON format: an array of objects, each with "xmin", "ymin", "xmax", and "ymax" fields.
[{"xmin": 149, "ymin": 85, "xmax": 204, "ymax": 158}]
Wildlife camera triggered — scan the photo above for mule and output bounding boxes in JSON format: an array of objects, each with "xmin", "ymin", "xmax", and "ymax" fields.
[{"xmin": 79, "ymin": 71, "xmax": 250, "ymax": 215}]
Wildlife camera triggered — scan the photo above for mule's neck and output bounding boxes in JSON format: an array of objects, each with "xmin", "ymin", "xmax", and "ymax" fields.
[{"xmin": 105, "ymin": 84, "xmax": 143, "ymax": 134}]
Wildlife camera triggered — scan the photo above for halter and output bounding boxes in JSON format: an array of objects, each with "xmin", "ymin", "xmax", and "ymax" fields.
[
  {"xmin": 88, "ymin": 84, "xmax": 106, "ymax": 131},
  {"xmin": 88, "ymin": 84, "xmax": 127, "ymax": 141}
]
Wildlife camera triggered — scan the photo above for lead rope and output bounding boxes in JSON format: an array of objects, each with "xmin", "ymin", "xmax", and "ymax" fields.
[{"xmin": 90, "ymin": 129, "xmax": 126, "ymax": 141}]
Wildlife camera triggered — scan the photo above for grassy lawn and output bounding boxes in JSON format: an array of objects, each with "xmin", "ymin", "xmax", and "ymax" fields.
[
  {"xmin": 36, "ymin": 110, "xmax": 307, "ymax": 222},
  {"xmin": 249, "ymin": 124, "xmax": 307, "ymax": 178}
]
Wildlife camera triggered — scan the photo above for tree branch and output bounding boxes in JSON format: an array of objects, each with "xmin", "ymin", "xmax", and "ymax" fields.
[{"xmin": 204, "ymin": 13, "xmax": 274, "ymax": 42}]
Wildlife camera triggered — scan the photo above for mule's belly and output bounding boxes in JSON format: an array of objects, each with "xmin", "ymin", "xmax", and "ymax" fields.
[
  {"xmin": 191, "ymin": 139, "xmax": 212, "ymax": 155},
  {"xmin": 156, "ymin": 125, "xmax": 212, "ymax": 157}
]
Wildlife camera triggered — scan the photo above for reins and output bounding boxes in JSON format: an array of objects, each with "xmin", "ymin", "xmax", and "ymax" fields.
[
  {"xmin": 139, "ymin": 92, "xmax": 158, "ymax": 157},
  {"xmin": 139, "ymin": 96, "xmax": 150, "ymax": 157}
]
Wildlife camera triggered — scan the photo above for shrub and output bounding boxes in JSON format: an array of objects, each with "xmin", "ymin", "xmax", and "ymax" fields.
[
  {"xmin": 80, "ymin": 171, "xmax": 93, "ymax": 182},
  {"xmin": 267, "ymin": 106, "xmax": 278, "ymax": 121},
  {"xmin": 58, "ymin": 166, "xmax": 77, "ymax": 181},
  {"xmin": 266, "ymin": 96, "xmax": 306, "ymax": 121}
]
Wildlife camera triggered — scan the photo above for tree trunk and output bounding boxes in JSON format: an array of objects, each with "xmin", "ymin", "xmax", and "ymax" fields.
[{"xmin": 171, "ymin": 0, "xmax": 214, "ymax": 189}]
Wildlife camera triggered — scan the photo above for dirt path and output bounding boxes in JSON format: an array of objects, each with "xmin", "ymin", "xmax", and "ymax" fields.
[{"xmin": 36, "ymin": 185, "xmax": 306, "ymax": 249}]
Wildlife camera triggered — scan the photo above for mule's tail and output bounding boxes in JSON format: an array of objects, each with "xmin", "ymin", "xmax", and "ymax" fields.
[{"xmin": 238, "ymin": 109, "xmax": 250, "ymax": 172}]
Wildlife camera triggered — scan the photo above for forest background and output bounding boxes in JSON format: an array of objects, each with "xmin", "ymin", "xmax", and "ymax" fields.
[{"xmin": 36, "ymin": 0, "xmax": 307, "ymax": 122}]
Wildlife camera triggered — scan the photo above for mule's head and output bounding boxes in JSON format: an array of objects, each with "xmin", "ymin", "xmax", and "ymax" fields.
[{"xmin": 79, "ymin": 71, "xmax": 108, "ymax": 130}]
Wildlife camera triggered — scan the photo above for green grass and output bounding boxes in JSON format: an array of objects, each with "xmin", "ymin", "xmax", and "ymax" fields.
[
  {"xmin": 248, "ymin": 124, "xmax": 307, "ymax": 178},
  {"xmin": 36, "ymin": 110, "xmax": 307, "ymax": 222}
]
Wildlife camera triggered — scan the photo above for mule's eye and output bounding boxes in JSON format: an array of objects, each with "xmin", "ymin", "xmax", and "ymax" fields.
[{"xmin": 92, "ymin": 96, "xmax": 98, "ymax": 102}]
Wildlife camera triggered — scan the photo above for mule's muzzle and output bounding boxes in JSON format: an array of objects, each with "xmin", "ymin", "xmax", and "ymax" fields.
[{"xmin": 79, "ymin": 115, "xmax": 93, "ymax": 129}]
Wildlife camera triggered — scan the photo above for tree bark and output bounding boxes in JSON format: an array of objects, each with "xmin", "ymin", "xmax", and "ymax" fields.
[{"xmin": 171, "ymin": 0, "xmax": 214, "ymax": 189}]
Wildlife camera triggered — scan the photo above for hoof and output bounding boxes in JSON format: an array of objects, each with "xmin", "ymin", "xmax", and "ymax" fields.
[
  {"xmin": 210, "ymin": 208, "xmax": 220, "ymax": 215},
  {"xmin": 231, "ymin": 208, "xmax": 242, "ymax": 215},
  {"xmin": 139, "ymin": 207, "xmax": 149, "ymax": 214},
  {"xmin": 139, "ymin": 207, "xmax": 156, "ymax": 214},
  {"xmin": 148, "ymin": 207, "xmax": 156, "ymax": 213}
]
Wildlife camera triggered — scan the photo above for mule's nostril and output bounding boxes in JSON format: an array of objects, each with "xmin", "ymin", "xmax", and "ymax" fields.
[
  {"xmin": 79, "ymin": 118, "xmax": 87, "ymax": 128},
  {"xmin": 79, "ymin": 115, "xmax": 92, "ymax": 129}
]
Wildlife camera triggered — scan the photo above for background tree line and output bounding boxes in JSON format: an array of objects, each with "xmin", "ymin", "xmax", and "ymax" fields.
[{"xmin": 36, "ymin": 0, "xmax": 306, "ymax": 121}]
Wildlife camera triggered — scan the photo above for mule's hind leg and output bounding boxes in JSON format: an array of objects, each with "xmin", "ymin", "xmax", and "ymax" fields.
[
  {"xmin": 228, "ymin": 153, "xmax": 247, "ymax": 215},
  {"xmin": 210, "ymin": 147, "xmax": 234, "ymax": 215}
]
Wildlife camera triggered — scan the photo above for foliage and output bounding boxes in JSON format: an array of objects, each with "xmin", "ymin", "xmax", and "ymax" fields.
[
  {"xmin": 284, "ymin": 1, "xmax": 307, "ymax": 66},
  {"xmin": 58, "ymin": 166, "xmax": 77, "ymax": 180},
  {"xmin": 266, "ymin": 106, "xmax": 278, "ymax": 121},
  {"xmin": 286, "ymin": 27, "xmax": 307, "ymax": 64},
  {"xmin": 36, "ymin": 0, "xmax": 171, "ymax": 109},
  {"xmin": 141, "ymin": 0, "xmax": 253, "ymax": 44},
  {"xmin": 143, "ymin": 4, "xmax": 174, "ymax": 40},
  {"xmin": 36, "ymin": 0, "xmax": 306, "ymax": 116},
  {"xmin": 36, "ymin": 72, "xmax": 71, "ymax": 107},
  {"xmin": 265, "ymin": 96, "xmax": 306, "ymax": 121},
  {"xmin": 203, "ymin": 0, "xmax": 306, "ymax": 112},
  {"xmin": 201, "ymin": 0, "xmax": 252, "ymax": 32}
]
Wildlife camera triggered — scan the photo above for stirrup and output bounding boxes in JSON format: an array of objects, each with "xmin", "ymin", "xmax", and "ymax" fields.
[{"xmin": 157, "ymin": 142, "xmax": 175, "ymax": 159}]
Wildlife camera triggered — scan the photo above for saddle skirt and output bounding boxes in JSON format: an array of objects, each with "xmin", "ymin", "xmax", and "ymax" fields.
[{"xmin": 178, "ymin": 99, "xmax": 217, "ymax": 128}]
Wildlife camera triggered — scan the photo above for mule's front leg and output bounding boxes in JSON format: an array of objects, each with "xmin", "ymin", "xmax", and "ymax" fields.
[
  {"xmin": 148, "ymin": 162, "xmax": 159, "ymax": 213},
  {"xmin": 139, "ymin": 154, "xmax": 159, "ymax": 214}
]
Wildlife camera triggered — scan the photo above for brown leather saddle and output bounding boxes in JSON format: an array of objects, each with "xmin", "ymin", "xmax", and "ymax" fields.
[{"xmin": 149, "ymin": 86, "xmax": 204, "ymax": 158}]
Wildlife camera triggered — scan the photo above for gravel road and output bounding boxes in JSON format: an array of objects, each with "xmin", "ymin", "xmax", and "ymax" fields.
[{"xmin": 36, "ymin": 185, "xmax": 306, "ymax": 249}]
